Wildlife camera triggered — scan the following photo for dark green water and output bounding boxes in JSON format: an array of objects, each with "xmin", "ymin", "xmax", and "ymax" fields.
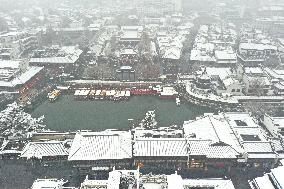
[{"xmin": 32, "ymin": 95, "xmax": 212, "ymax": 131}]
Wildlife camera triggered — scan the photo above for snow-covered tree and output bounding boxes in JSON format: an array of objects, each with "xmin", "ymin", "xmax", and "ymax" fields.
[
  {"xmin": 139, "ymin": 110, "xmax": 158, "ymax": 129},
  {"xmin": 0, "ymin": 102, "xmax": 46, "ymax": 138}
]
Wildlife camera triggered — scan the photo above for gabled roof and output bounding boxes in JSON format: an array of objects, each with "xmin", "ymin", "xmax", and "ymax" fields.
[
  {"xmin": 21, "ymin": 141, "xmax": 69, "ymax": 159},
  {"xmin": 183, "ymin": 115, "xmax": 243, "ymax": 153},
  {"xmin": 29, "ymin": 46, "xmax": 83, "ymax": 65},
  {"xmin": 134, "ymin": 138, "xmax": 187, "ymax": 157},
  {"xmin": 162, "ymin": 47, "xmax": 181, "ymax": 60},
  {"xmin": 187, "ymin": 140, "xmax": 239, "ymax": 159},
  {"xmin": 68, "ymin": 131, "xmax": 132, "ymax": 161}
]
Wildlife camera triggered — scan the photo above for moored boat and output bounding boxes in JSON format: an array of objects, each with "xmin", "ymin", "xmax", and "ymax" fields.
[
  {"xmin": 48, "ymin": 90, "xmax": 61, "ymax": 102},
  {"xmin": 176, "ymin": 97, "xmax": 181, "ymax": 106},
  {"xmin": 160, "ymin": 86, "xmax": 178, "ymax": 99}
]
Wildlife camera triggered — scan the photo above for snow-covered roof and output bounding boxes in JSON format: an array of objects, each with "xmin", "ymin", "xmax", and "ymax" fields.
[
  {"xmin": 0, "ymin": 60, "xmax": 21, "ymax": 69},
  {"xmin": 0, "ymin": 66, "xmax": 43, "ymax": 88},
  {"xmin": 223, "ymin": 77, "xmax": 238, "ymax": 88},
  {"xmin": 120, "ymin": 26, "xmax": 142, "ymax": 40},
  {"xmin": 0, "ymin": 31, "xmax": 22, "ymax": 38},
  {"xmin": 224, "ymin": 112, "xmax": 259, "ymax": 128},
  {"xmin": 121, "ymin": 26, "xmax": 143, "ymax": 31},
  {"xmin": 215, "ymin": 50, "xmax": 237, "ymax": 61},
  {"xmin": 264, "ymin": 68, "xmax": 284, "ymax": 81},
  {"xmin": 183, "ymin": 178, "xmax": 235, "ymax": 189},
  {"xmin": 167, "ymin": 174, "xmax": 184, "ymax": 189},
  {"xmin": 30, "ymin": 46, "xmax": 83, "ymax": 65},
  {"xmin": 134, "ymin": 138, "xmax": 187, "ymax": 157},
  {"xmin": 206, "ymin": 67, "xmax": 233, "ymax": 80},
  {"xmin": 160, "ymin": 87, "xmax": 178, "ymax": 96},
  {"xmin": 81, "ymin": 179, "xmax": 108, "ymax": 189},
  {"xmin": 68, "ymin": 131, "xmax": 132, "ymax": 161},
  {"xmin": 183, "ymin": 112, "xmax": 284, "ymax": 158},
  {"xmin": 271, "ymin": 165, "xmax": 284, "ymax": 187},
  {"xmin": 183, "ymin": 115, "xmax": 242, "ymax": 153},
  {"xmin": 190, "ymin": 49, "xmax": 216, "ymax": 62},
  {"xmin": 120, "ymin": 66, "xmax": 133, "ymax": 70},
  {"xmin": 162, "ymin": 47, "xmax": 181, "ymax": 60},
  {"xmin": 249, "ymin": 165, "xmax": 284, "ymax": 189},
  {"xmin": 21, "ymin": 141, "xmax": 69, "ymax": 159},
  {"xmin": 185, "ymin": 84, "xmax": 239, "ymax": 104},
  {"xmin": 224, "ymin": 112, "xmax": 284, "ymax": 157},
  {"xmin": 30, "ymin": 56, "xmax": 79, "ymax": 65},
  {"xmin": 239, "ymin": 43, "xmax": 277, "ymax": 51},
  {"xmin": 244, "ymin": 67, "xmax": 264, "ymax": 75},
  {"xmin": 12, "ymin": 66, "xmax": 43, "ymax": 85},
  {"xmin": 243, "ymin": 142, "xmax": 273, "ymax": 153},
  {"xmin": 267, "ymin": 115, "xmax": 284, "ymax": 128},
  {"xmin": 251, "ymin": 175, "xmax": 275, "ymax": 189},
  {"xmin": 187, "ymin": 140, "xmax": 239, "ymax": 159},
  {"xmin": 121, "ymin": 31, "xmax": 140, "ymax": 39},
  {"xmin": 31, "ymin": 179, "xmax": 66, "ymax": 189}
]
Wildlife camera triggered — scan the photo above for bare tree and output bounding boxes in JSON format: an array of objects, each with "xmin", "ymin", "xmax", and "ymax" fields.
[
  {"xmin": 263, "ymin": 56, "xmax": 280, "ymax": 67},
  {"xmin": 138, "ymin": 31, "xmax": 151, "ymax": 57},
  {"xmin": 110, "ymin": 35, "xmax": 117, "ymax": 51},
  {"xmin": 243, "ymin": 102, "xmax": 278, "ymax": 119},
  {"xmin": 249, "ymin": 79, "xmax": 266, "ymax": 96}
]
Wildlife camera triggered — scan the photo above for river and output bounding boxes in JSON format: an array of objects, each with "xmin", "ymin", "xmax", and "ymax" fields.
[{"xmin": 32, "ymin": 95, "xmax": 213, "ymax": 131}]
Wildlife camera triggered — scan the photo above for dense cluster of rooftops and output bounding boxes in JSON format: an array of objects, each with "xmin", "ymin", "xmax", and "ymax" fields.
[
  {"xmin": 1, "ymin": 112, "xmax": 282, "ymax": 168},
  {"xmin": 29, "ymin": 159, "xmax": 284, "ymax": 189},
  {"xmin": 31, "ymin": 168, "xmax": 237, "ymax": 189},
  {"xmin": 23, "ymin": 112, "xmax": 284, "ymax": 189}
]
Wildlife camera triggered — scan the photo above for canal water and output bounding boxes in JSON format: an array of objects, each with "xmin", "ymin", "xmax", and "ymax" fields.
[{"xmin": 32, "ymin": 95, "xmax": 213, "ymax": 131}]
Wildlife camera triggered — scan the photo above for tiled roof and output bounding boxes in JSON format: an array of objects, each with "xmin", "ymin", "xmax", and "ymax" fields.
[
  {"xmin": 134, "ymin": 138, "xmax": 187, "ymax": 157},
  {"xmin": 188, "ymin": 140, "xmax": 239, "ymax": 159},
  {"xmin": 68, "ymin": 131, "xmax": 132, "ymax": 161},
  {"xmin": 21, "ymin": 141, "xmax": 69, "ymax": 159},
  {"xmin": 242, "ymin": 142, "xmax": 273, "ymax": 153}
]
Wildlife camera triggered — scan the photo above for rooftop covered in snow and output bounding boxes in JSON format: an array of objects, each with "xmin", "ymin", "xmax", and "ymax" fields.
[{"xmin": 68, "ymin": 130, "xmax": 132, "ymax": 161}]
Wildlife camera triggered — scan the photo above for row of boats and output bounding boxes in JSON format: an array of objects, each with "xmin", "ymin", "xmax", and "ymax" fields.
[
  {"xmin": 74, "ymin": 89, "xmax": 131, "ymax": 101},
  {"xmin": 47, "ymin": 86, "xmax": 180, "ymax": 104}
]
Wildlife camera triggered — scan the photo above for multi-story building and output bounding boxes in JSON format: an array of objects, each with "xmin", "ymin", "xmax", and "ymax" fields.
[
  {"xmin": 29, "ymin": 46, "xmax": 83, "ymax": 75},
  {"xmin": 237, "ymin": 26, "xmax": 279, "ymax": 66},
  {"xmin": 0, "ymin": 59, "xmax": 43, "ymax": 92}
]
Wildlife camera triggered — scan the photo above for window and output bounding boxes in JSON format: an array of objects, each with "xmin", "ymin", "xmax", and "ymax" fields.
[
  {"xmin": 236, "ymin": 89, "xmax": 240, "ymax": 92},
  {"xmin": 235, "ymin": 120, "xmax": 248, "ymax": 126},
  {"xmin": 240, "ymin": 134, "xmax": 261, "ymax": 141},
  {"xmin": 231, "ymin": 89, "xmax": 235, "ymax": 92}
]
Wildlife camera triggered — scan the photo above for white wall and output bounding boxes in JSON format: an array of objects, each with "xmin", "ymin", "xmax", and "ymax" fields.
[{"xmin": 263, "ymin": 115, "xmax": 278, "ymax": 137}]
